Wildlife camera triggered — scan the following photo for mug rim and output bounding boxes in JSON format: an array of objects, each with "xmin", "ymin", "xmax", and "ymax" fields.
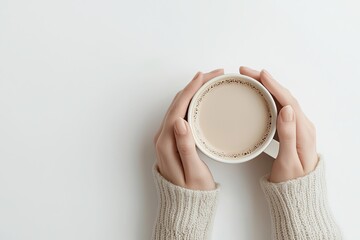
[{"xmin": 187, "ymin": 73, "xmax": 277, "ymax": 164}]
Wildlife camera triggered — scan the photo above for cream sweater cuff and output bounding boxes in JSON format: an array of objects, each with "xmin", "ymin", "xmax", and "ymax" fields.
[
  {"xmin": 152, "ymin": 166, "xmax": 220, "ymax": 240},
  {"xmin": 260, "ymin": 157, "xmax": 342, "ymax": 240}
]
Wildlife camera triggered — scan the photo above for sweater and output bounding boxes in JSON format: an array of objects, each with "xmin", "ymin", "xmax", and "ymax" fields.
[{"xmin": 152, "ymin": 157, "xmax": 341, "ymax": 239}]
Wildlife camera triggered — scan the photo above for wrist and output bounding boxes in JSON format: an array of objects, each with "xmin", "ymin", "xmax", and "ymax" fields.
[{"xmin": 152, "ymin": 165, "xmax": 220, "ymax": 239}]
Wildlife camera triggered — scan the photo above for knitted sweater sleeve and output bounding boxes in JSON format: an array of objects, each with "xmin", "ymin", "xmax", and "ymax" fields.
[
  {"xmin": 152, "ymin": 166, "xmax": 220, "ymax": 240},
  {"xmin": 260, "ymin": 157, "xmax": 342, "ymax": 240}
]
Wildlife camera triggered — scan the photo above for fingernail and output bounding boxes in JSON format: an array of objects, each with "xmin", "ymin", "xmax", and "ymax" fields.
[
  {"xmin": 175, "ymin": 118, "xmax": 187, "ymax": 135},
  {"xmin": 281, "ymin": 105, "xmax": 294, "ymax": 122}
]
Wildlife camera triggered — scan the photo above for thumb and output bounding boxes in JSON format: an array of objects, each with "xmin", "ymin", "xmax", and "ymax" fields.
[
  {"xmin": 276, "ymin": 105, "xmax": 298, "ymax": 161},
  {"xmin": 174, "ymin": 117, "xmax": 214, "ymax": 189}
]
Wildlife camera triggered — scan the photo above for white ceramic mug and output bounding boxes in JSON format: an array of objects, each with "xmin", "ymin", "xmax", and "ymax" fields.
[{"xmin": 187, "ymin": 73, "xmax": 280, "ymax": 164}]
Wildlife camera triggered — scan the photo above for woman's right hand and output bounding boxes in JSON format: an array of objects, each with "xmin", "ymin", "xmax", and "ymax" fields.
[
  {"xmin": 240, "ymin": 66, "xmax": 319, "ymax": 183},
  {"xmin": 153, "ymin": 69, "xmax": 224, "ymax": 190}
]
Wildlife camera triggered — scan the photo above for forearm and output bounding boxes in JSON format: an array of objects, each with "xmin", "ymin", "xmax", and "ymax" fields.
[
  {"xmin": 260, "ymin": 157, "xmax": 342, "ymax": 240},
  {"xmin": 152, "ymin": 166, "xmax": 219, "ymax": 240}
]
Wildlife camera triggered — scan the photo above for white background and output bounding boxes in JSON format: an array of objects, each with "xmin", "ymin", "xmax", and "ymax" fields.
[{"xmin": 1, "ymin": 0, "xmax": 359, "ymax": 239}]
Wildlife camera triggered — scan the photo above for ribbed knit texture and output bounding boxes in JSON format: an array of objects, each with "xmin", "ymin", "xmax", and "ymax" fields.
[
  {"xmin": 260, "ymin": 157, "xmax": 342, "ymax": 240},
  {"xmin": 152, "ymin": 166, "xmax": 219, "ymax": 240}
]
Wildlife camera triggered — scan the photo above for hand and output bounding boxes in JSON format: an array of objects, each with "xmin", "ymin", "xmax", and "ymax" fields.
[
  {"xmin": 240, "ymin": 66, "xmax": 318, "ymax": 183},
  {"xmin": 153, "ymin": 69, "xmax": 224, "ymax": 190}
]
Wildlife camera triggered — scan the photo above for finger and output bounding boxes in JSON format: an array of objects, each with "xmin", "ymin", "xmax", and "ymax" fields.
[
  {"xmin": 260, "ymin": 70, "xmax": 302, "ymax": 111},
  {"xmin": 173, "ymin": 117, "xmax": 215, "ymax": 189},
  {"xmin": 155, "ymin": 132, "xmax": 186, "ymax": 185},
  {"xmin": 259, "ymin": 70, "xmax": 316, "ymax": 161},
  {"xmin": 173, "ymin": 117, "xmax": 202, "ymax": 176},
  {"xmin": 168, "ymin": 69, "xmax": 224, "ymax": 120},
  {"xmin": 241, "ymin": 68, "xmax": 301, "ymax": 115},
  {"xmin": 259, "ymin": 70, "xmax": 314, "ymax": 131},
  {"xmin": 276, "ymin": 106, "xmax": 300, "ymax": 162},
  {"xmin": 203, "ymin": 68, "xmax": 224, "ymax": 81},
  {"xmin": 269, "ymin": 106, "xmax": 304, "ymax": 183},
  {"xmin": 239, "ymin": 66, "xmax": 261, "ymax": 81}
]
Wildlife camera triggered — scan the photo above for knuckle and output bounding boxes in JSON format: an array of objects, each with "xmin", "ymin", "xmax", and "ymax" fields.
[
  {"xmin": 155, "ymin": 139, "xmax": 166, "ymax": 154},
  {"xmin": 282, "ymin": 87, "xmax": 298, "ymax": 106},
  {"xmin": 308, "ymin": 128, "xmax": 317, "ymax": 141},
  {"xmin": 304, "ymin": 122, "xmax": 317, "ymax": 142},
  {"xmin": 308, "ymin": 121, "xmax": 316, "ymax": 133},
  {"xmin": 169, "ymin": 91, "xmax": 182, "ymax": 110},
  {"xmin": 284, "ymin": 87, "xmax": 292, "ymax": 97},
  {"xmin": 291, "ymin": 97, "xmax": 299, "ymax": 107},
  {"xmin": 288, "ymin": 95, "xmax": 299, "ymax": 108}
]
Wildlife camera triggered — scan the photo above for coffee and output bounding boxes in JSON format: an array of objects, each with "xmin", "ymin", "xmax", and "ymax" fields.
[{"xmin": 191, "ymin": 78, "xmax": 272, "ymax": 159}]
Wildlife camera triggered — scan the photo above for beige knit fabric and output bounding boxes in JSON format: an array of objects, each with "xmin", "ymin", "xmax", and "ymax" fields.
[
  {"xmin": 152, "ymin": 166, "xmax": 219, "ymax": 240},
  {"xmin": 152, "ymin": 157, "xmax": 341, "ymax": 240},
  {"xmin": 260, "ymin": 158, "xmax": 342, "ymax": 240}
]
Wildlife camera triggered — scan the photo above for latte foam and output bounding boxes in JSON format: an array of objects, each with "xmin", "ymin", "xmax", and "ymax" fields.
[{"xmin": 192, "ymin": 78, "xmax": 272, "ymax": 159}]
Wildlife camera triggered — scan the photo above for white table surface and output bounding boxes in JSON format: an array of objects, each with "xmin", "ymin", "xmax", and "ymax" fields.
[{"xmin": 1, "ymin": 0, "xmax": 359, "ymax": 239}]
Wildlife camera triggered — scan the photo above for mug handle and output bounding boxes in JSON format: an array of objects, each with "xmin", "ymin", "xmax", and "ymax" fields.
[{"xmin": 263, "ymin": 139, "xmax": 279, "ymax": 159}]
